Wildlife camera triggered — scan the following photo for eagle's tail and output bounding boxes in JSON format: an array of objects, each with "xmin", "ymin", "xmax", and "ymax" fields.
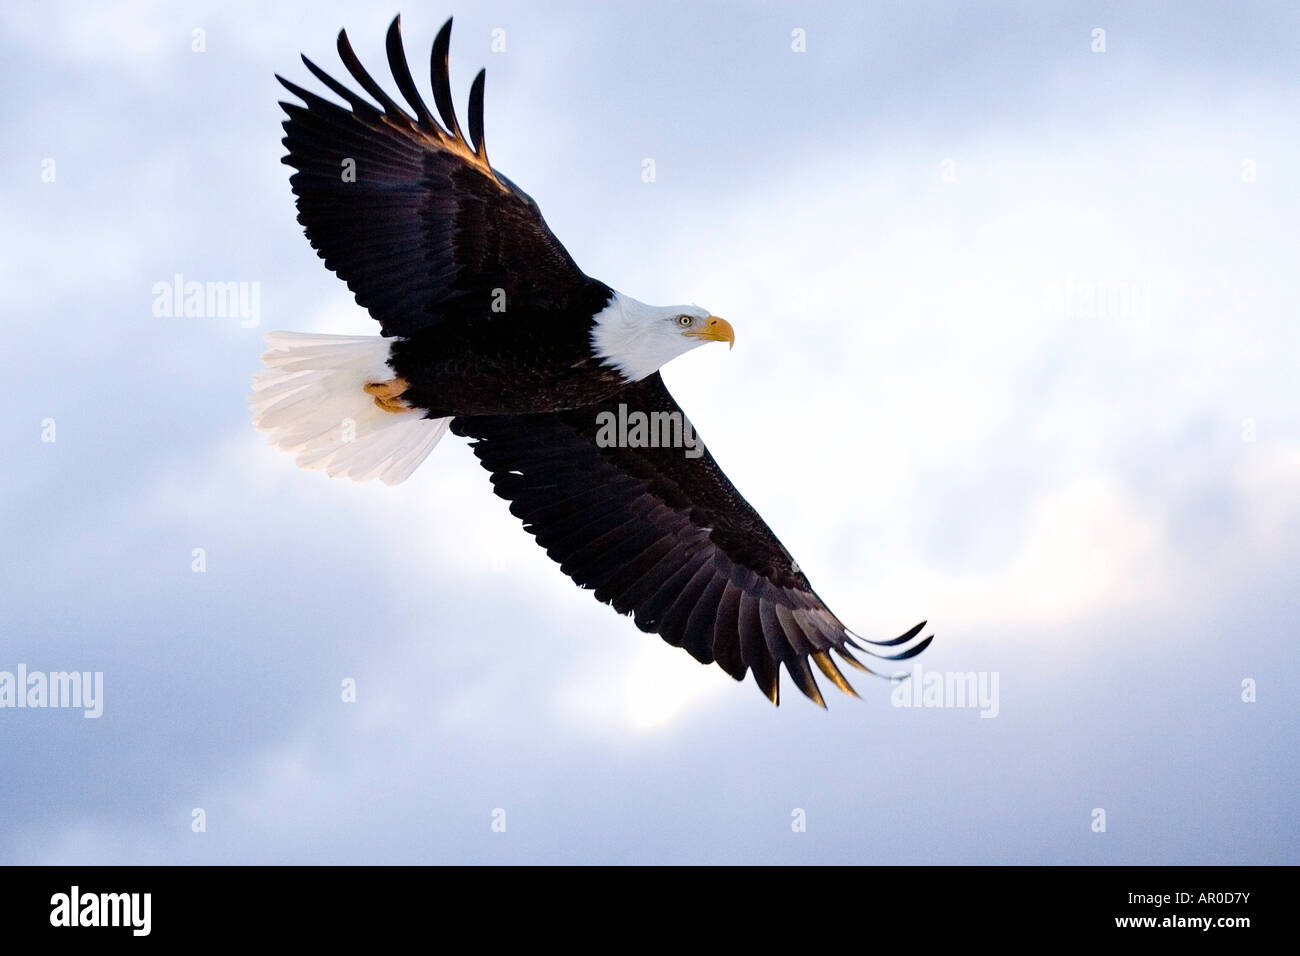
[{"xmin": 250, "ymin": 332, "xmax": 448, "ymax": 485}]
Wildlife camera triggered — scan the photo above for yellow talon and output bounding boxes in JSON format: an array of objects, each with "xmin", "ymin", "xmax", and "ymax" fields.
[{"xmin": 363, "ymin": 377, "xmax": 411, "ymax": 413}]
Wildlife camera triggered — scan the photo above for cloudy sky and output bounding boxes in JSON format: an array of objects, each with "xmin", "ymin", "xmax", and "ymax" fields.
[{"xmin": 2, "ymin": 0, "xmax": 1296, "ymax": 864}]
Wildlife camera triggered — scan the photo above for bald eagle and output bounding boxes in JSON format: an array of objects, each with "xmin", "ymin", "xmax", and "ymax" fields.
[{"xmin": 251, "ymin": 16, "xmax": 932, "ymax": 706}]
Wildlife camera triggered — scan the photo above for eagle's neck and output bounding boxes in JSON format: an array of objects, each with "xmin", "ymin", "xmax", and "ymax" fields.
[{"xmin": 589, "ymin": 291, "xmax": 682, "ymax": 383}]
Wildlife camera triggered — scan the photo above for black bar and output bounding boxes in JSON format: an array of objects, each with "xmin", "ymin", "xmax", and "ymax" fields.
[{"xmin": 0, "ymin": 865, "xmax": 1285, "ymax": 941}]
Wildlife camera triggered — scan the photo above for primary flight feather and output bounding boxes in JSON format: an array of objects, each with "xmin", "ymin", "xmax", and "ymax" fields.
[{"xmin": 252, "ymin": 15, "xmax": 932, "ymax": 706}]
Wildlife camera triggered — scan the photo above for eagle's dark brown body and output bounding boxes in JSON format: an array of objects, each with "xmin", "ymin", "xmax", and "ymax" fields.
[{"xmin": 387, "ymin": 292, "xmax": 628, "ymax": 417}]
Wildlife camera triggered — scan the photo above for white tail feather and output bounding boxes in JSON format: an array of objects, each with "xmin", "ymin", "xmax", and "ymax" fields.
[{"xmin": 251, "ymin": 332, "xmax": 448, "ymax": 485}]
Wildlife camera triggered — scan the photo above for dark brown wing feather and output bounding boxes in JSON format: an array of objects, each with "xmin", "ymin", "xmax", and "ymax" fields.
[
  {"xmin": 451, "ymin": 374, "xmax": 933, "ymax": 706},
  {"xmin": 276, "ymin": 15, "xmax": 603, "ymax": 336}
]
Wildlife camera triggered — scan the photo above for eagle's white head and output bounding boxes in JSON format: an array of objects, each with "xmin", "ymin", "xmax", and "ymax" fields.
[{"xmin": 590, "ymin": 291, "xmax": 735, "ymax": 382}]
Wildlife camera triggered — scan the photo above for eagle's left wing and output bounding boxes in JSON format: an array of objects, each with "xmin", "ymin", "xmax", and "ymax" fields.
[{"xmin": 451, "ymin": 374, "xmax": 932, "ymax": 706}]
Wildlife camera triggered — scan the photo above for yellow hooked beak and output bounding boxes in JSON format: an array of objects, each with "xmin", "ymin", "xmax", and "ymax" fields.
[{"xmin": 685, "ymin": 315, "xmax": 735, "ymax": 350}]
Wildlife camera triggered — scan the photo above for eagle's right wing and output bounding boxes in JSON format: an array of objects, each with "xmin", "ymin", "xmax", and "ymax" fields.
[{"xmin": 276, "ymin": 16, "xmax": 608, "ymax": 337}]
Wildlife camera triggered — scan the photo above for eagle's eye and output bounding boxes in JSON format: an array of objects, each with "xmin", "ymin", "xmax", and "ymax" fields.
[{"xmin": 677, "ymin": 314, "xmax": 694, "ymax": 328}]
